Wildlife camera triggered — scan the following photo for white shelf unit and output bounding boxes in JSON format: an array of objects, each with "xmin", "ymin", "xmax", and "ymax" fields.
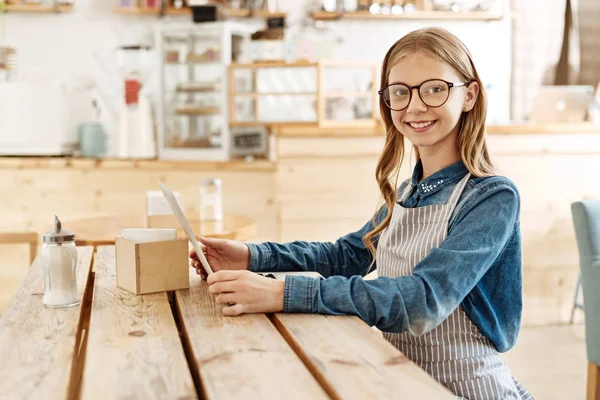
[{"xmin": 156, "ymin": 22, "xmax": 254, "ymax": 161}]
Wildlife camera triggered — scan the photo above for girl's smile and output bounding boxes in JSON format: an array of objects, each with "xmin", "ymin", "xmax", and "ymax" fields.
[{"xmin": 404, "ymin": 119, "xmax": 438, "ymax": 133}]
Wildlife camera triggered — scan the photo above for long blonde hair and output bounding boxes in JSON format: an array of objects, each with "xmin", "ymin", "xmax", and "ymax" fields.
[{"xmin": 363, "ymin": 27, "xmax": 496, "ymax": 265}]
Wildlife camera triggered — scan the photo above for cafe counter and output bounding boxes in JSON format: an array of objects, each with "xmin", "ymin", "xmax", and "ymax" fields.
[{"xmin": 1, "ymin": 122, "xmax": 599, "ymax": 326}]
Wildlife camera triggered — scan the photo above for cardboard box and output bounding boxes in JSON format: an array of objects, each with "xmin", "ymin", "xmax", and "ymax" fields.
[{"xmin": 115, "ymin": 237, "xmax": 189, "ymax": 295}]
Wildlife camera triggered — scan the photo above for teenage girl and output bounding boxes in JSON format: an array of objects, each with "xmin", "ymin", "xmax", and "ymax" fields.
[{"xmin": 191, "ymin": 27, "xmax": 533, "ymax": 399}]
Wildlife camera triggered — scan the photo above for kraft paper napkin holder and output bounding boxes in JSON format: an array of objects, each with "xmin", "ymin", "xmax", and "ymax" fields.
[{"xmin": 115, "ymin": 236, "xmax": 189, "ymax": 295}]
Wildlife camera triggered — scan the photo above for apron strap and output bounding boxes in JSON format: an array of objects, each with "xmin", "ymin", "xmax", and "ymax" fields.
[{"xmin": 398, "ymin": 180, "xmax": 413, "ymax": 203}]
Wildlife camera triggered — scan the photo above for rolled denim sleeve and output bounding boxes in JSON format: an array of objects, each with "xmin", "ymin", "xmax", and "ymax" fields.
[
  {"xmin": 246, "ymin": 207, "xmax": 387, "ymax": 278},
  {"xmin": 284, "ymin": 181, "xmax": 519, "ymax": 335}
]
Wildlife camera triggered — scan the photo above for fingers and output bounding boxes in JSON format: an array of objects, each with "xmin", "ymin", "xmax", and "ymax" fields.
[
  {"xmin": 207, "ymin": 270, "xmax": 242, "ymax": 285},
  {"xmin": 222, "ymin": 303, "xmax": 244, "ymax": 316},
  {"xmin": 198, "ymin": 236, "xmax": 227, "ymax": 251},
  {"xmin": 189, "ymin": 243, "xmax": 207, "ymax": 258},
  {"xmin": 208, "ymin": 280, "xmax": 238, "ymax": 295},
  {"xmin": 195, "ymin": 267, "xmax": 207, "ymax": 280},
  {"xmin": 190, "ymin": 260, "xmax": 206, "ymax": 278},
  {"xmin": 215, "ymin": 293, "xmax": 237, "ymax": 305}
]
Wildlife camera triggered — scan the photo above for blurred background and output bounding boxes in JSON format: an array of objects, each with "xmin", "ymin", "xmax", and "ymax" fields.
[{"xmin": 0, "ymin": 1, "xmax": 599, "ymax": 398}]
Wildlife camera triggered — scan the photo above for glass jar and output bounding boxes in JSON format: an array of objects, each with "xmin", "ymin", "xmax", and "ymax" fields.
[
  {"xmin": 199, "ymin": 178, "xmax": 223, "ymax": 221},
  {"xmin": 41, "ymin": 216, "xmax": 79, "ymax": 308}
]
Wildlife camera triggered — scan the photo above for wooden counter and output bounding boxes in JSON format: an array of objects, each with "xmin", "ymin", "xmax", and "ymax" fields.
[
  {"xmin": 486, "ymin": 122, "xmax": 600, "ymax": 134},
  {"xmin": 2, "ymin": 122, "xmax": 600, "ymax": 327},
  {"xmin": 272, "ymin": 122, "xmax": 600, "ymax": 137},
  {"xmin": 0, "ymin": 157, "xmax": 276, "ymax": 172}
]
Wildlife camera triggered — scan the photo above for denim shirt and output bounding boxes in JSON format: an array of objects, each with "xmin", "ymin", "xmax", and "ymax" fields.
[{"xmin": 247, "ymin": 160, "xmax": 522, "ymax": 353}]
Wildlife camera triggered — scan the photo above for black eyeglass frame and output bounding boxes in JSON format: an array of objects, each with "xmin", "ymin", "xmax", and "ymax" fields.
[{"xmin": 378, "ymin": 79, "xmax": 472, "ymax": 111}]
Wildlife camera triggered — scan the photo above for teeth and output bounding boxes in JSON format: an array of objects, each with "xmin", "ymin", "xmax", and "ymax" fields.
[{"xmin": 409, "ymin": 121, "xmax": 434, "ymax": 129}]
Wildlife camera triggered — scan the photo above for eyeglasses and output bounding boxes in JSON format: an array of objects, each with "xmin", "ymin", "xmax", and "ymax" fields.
[{"xmin": 378, "ymin": 79, "xmax": 470, "ymax": 111}]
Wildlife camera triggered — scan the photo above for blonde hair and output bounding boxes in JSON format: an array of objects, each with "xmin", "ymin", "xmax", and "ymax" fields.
[{"xmin": 363, "ymin": 27, "xmax": 496, "ymax": 266}]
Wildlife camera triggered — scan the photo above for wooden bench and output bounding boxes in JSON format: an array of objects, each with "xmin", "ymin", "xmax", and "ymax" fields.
[{"xmin": 0, "ymin": 245, "xmax": 454, "ymax": 399}]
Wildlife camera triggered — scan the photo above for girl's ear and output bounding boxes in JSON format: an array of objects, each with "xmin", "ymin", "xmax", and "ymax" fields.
[{"xmin": 463, "ymin": 81, "xmax": 480, "ymax": 112}]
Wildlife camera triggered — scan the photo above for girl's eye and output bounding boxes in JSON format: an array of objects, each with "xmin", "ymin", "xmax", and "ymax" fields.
[
  {"xmin": 423, "ymin": 85, "xmax": 446, "ymax": 95},
  {"xmin": 393, "ymin": 89, "xmax": 409, "ymax": 97}
]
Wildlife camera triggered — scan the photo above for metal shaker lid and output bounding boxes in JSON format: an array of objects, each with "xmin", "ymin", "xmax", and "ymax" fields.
[
  {"xmin": 201, "ymin": 177, "xmax": 222, "ymax": 186},
  {"xmin": 42, "ymin": 215, "xmax": 76, "ymax": 244}
]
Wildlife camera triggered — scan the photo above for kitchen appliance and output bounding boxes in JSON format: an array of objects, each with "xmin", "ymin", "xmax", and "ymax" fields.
[
  {"xmin": 116, "ymin": 45, "xmax": 157, "ymax": 160},
  {"xmin": 230, "ymin": 125, "xmax": 268, "ymax": 158},
  {"xmin": 0, "ymin": 81, "xmax": 75, "ymax": 155}
]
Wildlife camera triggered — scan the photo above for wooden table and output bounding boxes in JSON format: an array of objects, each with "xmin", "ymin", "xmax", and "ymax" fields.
[
  {"xmin": 0, "ymin": 246, "xmax": 454, "ymax": 399},
  {"xmin": 64, "ymin": 214, "xmax": 257, "ymax": 247}
]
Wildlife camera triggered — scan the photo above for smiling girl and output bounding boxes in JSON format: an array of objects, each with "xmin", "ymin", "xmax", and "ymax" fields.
[{"xmin": 191, "ymin": 27, "xmax": 532, "ymax": 399}]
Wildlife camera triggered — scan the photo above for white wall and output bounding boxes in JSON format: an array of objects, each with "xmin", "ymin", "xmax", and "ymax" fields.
[{"xmin": 0, "ymin": 0, "xmax": 512, "ymax": 155}]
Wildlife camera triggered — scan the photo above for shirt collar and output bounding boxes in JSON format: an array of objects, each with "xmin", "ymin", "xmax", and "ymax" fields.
[{"xmin": 410, "ymin": 159, "xmax": 469, "ymax": 199}]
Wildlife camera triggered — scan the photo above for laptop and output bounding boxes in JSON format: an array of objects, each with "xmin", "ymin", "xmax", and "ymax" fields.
[
  {"xmin": 157, "ymin": 180, "xmax": 322, "ymax": 281},
  {"xmin": 529, "ymin": 85, "xmax": 594, "ymax": 123}
]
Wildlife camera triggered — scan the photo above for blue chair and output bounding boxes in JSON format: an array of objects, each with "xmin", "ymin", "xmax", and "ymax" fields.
[
  {"xmin": 571, "ymin": 200, "xmax": 600, "ymax": 400},
  {"xmin": 570, "ymin": 275, "xmax": 584, "ymax": 324}
]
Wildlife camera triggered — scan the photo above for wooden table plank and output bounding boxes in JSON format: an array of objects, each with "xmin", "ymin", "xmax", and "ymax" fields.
[
  {"xmin": 0, "ymin": 246, "xmax": 94, "ymax": 400},
  {"xmin": 272, "ymin": 314, "xmax": 455, "ymax": 399},
  {"xmin": 174, "ymin": 272, "xmax": 329, "ymax": 400},
  {"xmin": 80, "ymin": 246, "xmax": 197, "ymax": 399}
]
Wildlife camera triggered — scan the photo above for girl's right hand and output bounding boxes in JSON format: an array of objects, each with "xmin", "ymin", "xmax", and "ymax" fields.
[{"xmin": 189, "ymin": 236, "xmax": 250, "ymax": 280}]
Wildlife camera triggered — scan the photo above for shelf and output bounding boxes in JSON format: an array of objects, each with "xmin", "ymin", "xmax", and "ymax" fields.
[
  {"xmin": 224, "ymin": 8, "xmax": 251, "ymax": 17},
  {"xmin": 166, "ymin": 61, "xmax": 222, "ymax": 67},
  {"xmin": 114, "ymin": 6, "xmax": 161, "ymax": 15},
  {"xmin": 113, "ymin": 6, "xmax": 285, "ymax": 18},
  {"xmin": 252, "ymin": 10, "xmax": 287, "ymax": 18},
  {"xmin": 113, "ymin": 6, "xmax": 173, "ymax": 15},
  {"xmin": 323, "ymin": 91, "xmax": 373, "ymax": 97},
  {"xmin": 311, "ymin": 10, "xmax": 503, "ymax": 21},
  {"xmin": 231, "ymin": 121, "xmax": 318, "ymax": 128},
  {"xmin": 176, "ymin": 86, "xmax": 219, "ymax": 93},
  {"xmin": 175, "ymin": 91, "xmax": 219, "ymax": 96},
  {"xmin": 310, "ymin": 11, "xmax": 340, "ymax": 21},
  {"xmin": 235, "ymin": 92, "xmax": 317, "ymax": 97},
  {"xmin": 4, "ymin": 3, "xmax": 74, "ymax": 13},
  {"xmin": 166, "ymin": 6, "xmax": 189, "ymax": 16},
  {"xmin": 175, "ymin": 106, "xmax": 220, "ymax": 116},
  {"xmin": 231, "ymin": 61, "xmax": 318, "ymax": 69}
]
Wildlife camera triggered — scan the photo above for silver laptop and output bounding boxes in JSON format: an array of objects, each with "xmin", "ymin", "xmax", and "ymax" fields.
[
  {"xmin": 529, "ymin": 85, "xmax": 594, "ymax": 123},
  {"xmin": 157, "ymin": 180, "xmax": 322, "ymax": 281}
]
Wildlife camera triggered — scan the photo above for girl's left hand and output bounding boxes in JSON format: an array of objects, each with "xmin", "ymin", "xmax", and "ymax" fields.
[{"xmin": 207, "ymin": 270, "xmax": 285, "ymax": 316}]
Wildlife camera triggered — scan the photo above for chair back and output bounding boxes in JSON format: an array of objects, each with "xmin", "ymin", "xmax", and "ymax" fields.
[{"xmin": 571, "ymin": 200, "xmax": 600, "ymax": 364}]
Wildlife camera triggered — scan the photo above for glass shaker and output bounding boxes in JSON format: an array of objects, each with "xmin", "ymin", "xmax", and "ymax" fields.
[
  {"xmin": 41, "ymin": 216, "xmax": 79, "ymax": 308},
  {"xmin": 199, "ymin": 178, "xmax": 224, "ymax": 221}
]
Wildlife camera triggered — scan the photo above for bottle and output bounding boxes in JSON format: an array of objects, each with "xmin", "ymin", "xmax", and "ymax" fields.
[
  {"xmin": 199, "ymin": 178, "xmax": 223, "ymax": 221},
  {"xmin": 41, "ymin": 216, "xmax": 79, "ymax": 308}
]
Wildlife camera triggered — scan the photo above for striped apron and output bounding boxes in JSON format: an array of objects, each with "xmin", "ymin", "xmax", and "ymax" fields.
[{"xmin": 377, "ymin": 173, "xmax": 533, "ymax": 399}]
